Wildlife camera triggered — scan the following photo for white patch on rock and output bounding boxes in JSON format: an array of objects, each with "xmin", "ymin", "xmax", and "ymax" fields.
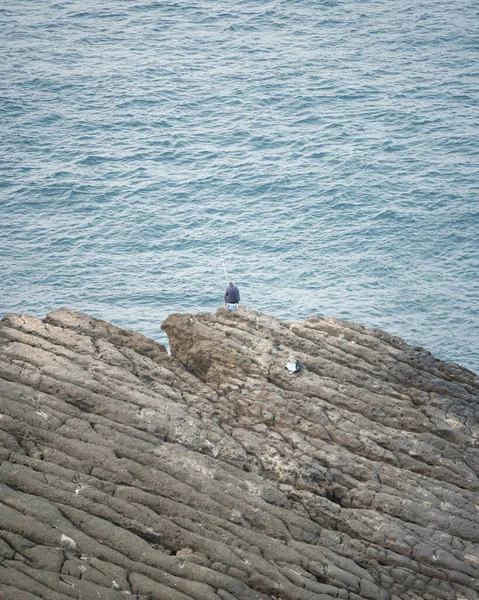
[
  {"xmin": 445, "ymin": 417, "xmax": 462, "ymax": 429},
  {"xmin": 246, "ymin": 481, "xmax": 262, "ymax": 496},
  {"xmin": 59, "ymin": 534, "xmax": 77, "ymax": 550},
  {"xmin": 465, "ymin": 553, "xmax": 479, "ymax": 565},
  {"xmin": 74, "ymin": 484, "xmax": 85, "ymax": 495}
]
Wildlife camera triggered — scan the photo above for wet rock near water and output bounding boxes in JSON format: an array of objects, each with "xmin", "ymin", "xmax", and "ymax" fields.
[{"xmin": 0, "ymin": 306, "xmax": 478, "ymax": 600}]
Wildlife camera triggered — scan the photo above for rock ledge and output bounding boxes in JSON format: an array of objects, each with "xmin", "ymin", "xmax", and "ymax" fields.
[{"xmin": 0, "ymin": 306, "xmax": 478, "ymax": 600}]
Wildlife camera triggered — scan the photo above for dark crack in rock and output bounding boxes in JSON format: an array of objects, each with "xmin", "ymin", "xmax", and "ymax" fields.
[{"xmin": 0, "ymin": 306, "xmax": 478, "ymax": 600}]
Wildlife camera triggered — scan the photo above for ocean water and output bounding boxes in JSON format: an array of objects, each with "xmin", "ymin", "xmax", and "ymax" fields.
[{"xmin": 1, "ymin": 0, "xmax": 478, "ymax": 373}]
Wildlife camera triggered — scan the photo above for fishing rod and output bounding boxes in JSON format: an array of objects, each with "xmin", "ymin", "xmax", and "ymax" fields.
[{"xmin": 215, "ymin": 228, "xmax": 230, "ymax": 285}]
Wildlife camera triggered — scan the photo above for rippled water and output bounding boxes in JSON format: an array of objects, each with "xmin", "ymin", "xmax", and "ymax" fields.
[{"xmin": 1, "ymin": 0, "xmax": 478, "ymax": 372}]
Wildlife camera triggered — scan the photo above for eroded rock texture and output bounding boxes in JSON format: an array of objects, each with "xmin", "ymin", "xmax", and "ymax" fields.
[{"xmin": 0, "ymin": 306, "xmax": 478, "ymax": 600}]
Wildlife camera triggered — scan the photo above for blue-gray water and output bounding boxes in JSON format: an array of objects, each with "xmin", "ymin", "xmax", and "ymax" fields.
[{"xmin": 1, "ymin": 0, "xmax": 478, "ymax": 372}]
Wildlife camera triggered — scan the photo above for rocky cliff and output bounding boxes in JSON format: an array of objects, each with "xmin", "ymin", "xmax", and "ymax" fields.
[{"xmin": 0, "ymin": 306, "xmax": 478, "ymax": 600}]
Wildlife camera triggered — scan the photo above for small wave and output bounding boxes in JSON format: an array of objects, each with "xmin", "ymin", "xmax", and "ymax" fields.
[
  {"xmin": 76, "ymin": 155, "xmax": 110, "ymax": 166},
  {"xmin": 37, "ymin": 114, "xmax": 63, "ymax": 125},
  {"xmin": 370, "ymin": 209, "xmax": 401, "ymax": 221},
  {"xmin": 225, "ymin": 23, "xmax": 260, "ymax": 32}
]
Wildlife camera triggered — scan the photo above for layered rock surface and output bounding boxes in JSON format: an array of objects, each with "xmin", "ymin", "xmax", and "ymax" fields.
[{"xmin": 0, "ymin": 306, "xmax": 478, "ymax": 600}]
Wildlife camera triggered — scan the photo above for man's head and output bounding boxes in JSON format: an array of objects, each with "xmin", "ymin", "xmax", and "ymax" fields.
[{"xmin": 229, "ymin": 281, "xmax": 234, "ymax": 287}]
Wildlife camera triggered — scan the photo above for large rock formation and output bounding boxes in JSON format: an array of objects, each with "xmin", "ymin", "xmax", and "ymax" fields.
[{"xmin": 0, "ymin": 306, "xmax": 478, "ymax": 600}]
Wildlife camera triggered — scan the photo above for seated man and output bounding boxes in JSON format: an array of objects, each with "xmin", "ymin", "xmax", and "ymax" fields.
[{"xmin": 224, "ymin": 281, "xmax": 240, "ymax": 310}]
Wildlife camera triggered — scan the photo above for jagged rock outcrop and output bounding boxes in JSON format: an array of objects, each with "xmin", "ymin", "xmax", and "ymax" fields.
[{"xmin": 0, "ymin": 305, "xmax": 478, "ymax": 600}]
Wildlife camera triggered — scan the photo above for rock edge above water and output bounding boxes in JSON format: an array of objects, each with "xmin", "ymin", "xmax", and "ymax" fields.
[{"xmin": 0, "ymin": 306, "xmax": 478, "ymax": 600}]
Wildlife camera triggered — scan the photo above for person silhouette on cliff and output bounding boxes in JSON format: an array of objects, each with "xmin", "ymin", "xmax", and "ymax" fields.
[{"xmin": 225, "ymin": 281, "xmax": 240, "ymax": 310}]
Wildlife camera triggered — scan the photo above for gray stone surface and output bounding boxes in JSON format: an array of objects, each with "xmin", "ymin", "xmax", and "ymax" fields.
[{"xmin": 0, "ymin": 306, "xmax": 478, "ymax": 599}]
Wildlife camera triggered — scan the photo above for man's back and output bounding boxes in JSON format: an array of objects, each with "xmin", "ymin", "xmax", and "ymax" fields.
[{"xmin": 225, "ymin": 284, "xmax": 240, "ymax": 304}]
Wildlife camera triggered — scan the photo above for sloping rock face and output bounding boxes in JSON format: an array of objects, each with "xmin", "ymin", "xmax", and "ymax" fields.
[{"xmin": 0, "ymin": 306, "xmax": 478, "ymax": 600}]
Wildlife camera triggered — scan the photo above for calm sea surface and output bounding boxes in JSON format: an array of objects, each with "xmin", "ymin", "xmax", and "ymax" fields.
[{"xmin": 1, "ymin": 0, "xmax": 478, "ymax": 372}]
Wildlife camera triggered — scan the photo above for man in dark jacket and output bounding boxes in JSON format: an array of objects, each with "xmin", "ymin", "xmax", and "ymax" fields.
[{"xmin": 225, "ymin": 281, "xmax": 240, "ymax": 305}]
